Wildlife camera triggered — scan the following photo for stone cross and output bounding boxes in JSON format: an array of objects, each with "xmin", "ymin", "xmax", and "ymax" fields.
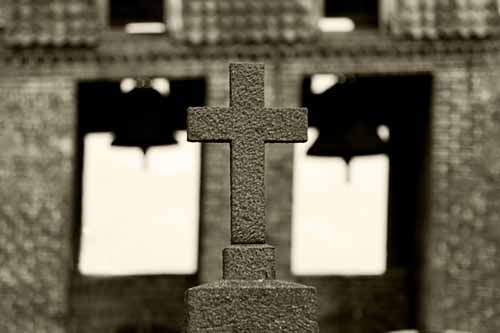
[
  {"xmin": 185, "ymin": 63, "xmax": 318, "ymax": 332},
  {"xmin": 188, "ymin": 63, "xmax": 307, "ymax": 244}
]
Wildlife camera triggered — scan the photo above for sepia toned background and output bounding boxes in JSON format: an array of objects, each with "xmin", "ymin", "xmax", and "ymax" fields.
[{"xmin": 1, "ymin": 0, "xmax": 500, "ymax": 332}]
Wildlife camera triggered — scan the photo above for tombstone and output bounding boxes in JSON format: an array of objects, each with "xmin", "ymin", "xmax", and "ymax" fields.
[{"xmin": 185, "ymin": 63, "xmax": 319, "ymax": 332}]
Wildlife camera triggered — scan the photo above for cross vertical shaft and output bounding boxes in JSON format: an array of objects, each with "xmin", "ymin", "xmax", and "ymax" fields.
[
  {"xmin": 229, "ymin": 64, "xmax": 266, "ymax": 244},
  {"xmin": 230, "ymin": 138, "xmax": 266, "ymax": 244}
]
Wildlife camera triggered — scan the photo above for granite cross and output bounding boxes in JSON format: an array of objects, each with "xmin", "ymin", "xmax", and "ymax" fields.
[
  {"xmin": 188, "ymin": 63, "xmax": 307, "ymax": 244},
  {"xmin": 185, "ymin": 63, "xmax": 318, "ymax": 332}
]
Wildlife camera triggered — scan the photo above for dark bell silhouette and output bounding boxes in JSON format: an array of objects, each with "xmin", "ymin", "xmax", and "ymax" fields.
[
  {"xmin": 307, "ymin": 122, "xmax": 388, "ymax": 165},
  {"xmin": 112, "ymin": 85, "xmax": 177, "ymax": 155},
  {"xmin": 306, "ymin": 76, "xmax": 390, "ymax": 181}
]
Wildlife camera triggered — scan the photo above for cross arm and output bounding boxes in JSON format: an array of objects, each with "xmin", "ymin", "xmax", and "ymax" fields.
[
  {"xmin": 187, "ymin": 106, "xmax": 233, "ymax": 142},
  {"xmin": 263, "ymin": 107, "xmax": 308, "ymax": 143}
]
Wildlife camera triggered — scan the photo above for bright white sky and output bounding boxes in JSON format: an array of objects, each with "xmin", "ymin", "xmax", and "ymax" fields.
[
  {"xmin": 79, "ymin": 129, "xmax": 388, "ymax": 276},
  {"xmin": 79, "ymin": 131, "xmax": 200, "ymax": 276},
  {"xmin": 292, "ymin": 128, "xmax": 388, "ymax": 275}
]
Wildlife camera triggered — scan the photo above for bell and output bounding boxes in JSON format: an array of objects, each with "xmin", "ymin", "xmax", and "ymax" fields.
[
  {"xmin": 112, "ymin": 86, "xmax": 177, "ymax": 155},
  {"xmin": 307, "ymin": 122, "xmax": 388, "ymax": 164},
  {"xmin": 307, "ymin": 74, "xmax": 390, "ymax": 159},
  {"xmin": 307, "ymin": 122, "xmax": 389, "ymax": 182},
  {"xmin": 306, "ymin": 74, "xmax": 391, "ymax": 180}
]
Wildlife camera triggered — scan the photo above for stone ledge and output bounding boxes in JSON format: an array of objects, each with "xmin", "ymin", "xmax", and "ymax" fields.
[{"xmin": 185, "ymin": 280, "xmax": 319, "ymax": 332}]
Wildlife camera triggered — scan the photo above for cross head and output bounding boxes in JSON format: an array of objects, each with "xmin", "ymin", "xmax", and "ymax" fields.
[{"xmin": 188, "ymin": 63, "xmax": 307, "ymax": 244}]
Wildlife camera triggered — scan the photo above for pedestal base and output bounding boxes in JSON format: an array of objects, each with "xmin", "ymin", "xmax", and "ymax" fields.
[{"xmin": 185, "ymin": 280, "xmax": 319, "ymax": 332}]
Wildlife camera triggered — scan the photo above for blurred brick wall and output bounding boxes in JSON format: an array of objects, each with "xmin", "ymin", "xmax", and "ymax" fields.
[
  {"xmin": 181, "ymin": 0, "xmax": 317, "ymax": 45},
  {"xmin": 3, "ymin": 56, "xmax": 500, "ymax": 333},
  {"xmin": 2, "ymin": 1, "xmax": 500, "ymax": 331},
  {"xmin": 299, "ymin": 272, "xmax": 411, "ymax": 333},
  {"xmin": 63, "ymin": 60, "xmax": 297, "ymax": 331},
  {"xmin": 393, "ymin": 0, "xmax": 500, "ymax": 38},
  {"xmin": 0, "ymin": 77, "xmax": 75, "ymax": 332},
  {"xmin": 275, "ymin": 58, "xmax": 428, "ymax": 333},
  {"xmin": 421, "ymin": 61, "xmax": 500, "ymax": 333},
  {"xmin": 68, "ymin": 61, "xmax": 214, "ymax": 333},
  {"xmin": 70, "ymin": 275, "xmax": 196, "ymax": 332},
  {"xmin": 4, "ymin": 0, "xmax": 98, "ymax": 47}
]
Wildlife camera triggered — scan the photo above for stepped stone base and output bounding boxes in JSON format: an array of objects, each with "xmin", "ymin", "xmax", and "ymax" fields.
[{"xmin": 185, "ymin": 280, "xmax": 319, "ymax": 332}]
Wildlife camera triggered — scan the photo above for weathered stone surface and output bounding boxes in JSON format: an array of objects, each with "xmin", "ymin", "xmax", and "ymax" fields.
[
  {"xmin": 223, "ymin": 245, "xmax": 276, "ymax": 280},
  {"xmin": 186, "ymin": 63, "xmax": 318, "ymax": 332},
  {"xmin": 188, "ymin": 63, "xmax": 307, "ymax": 244},
  {"xmin": 185, "ymin": 280, "xmax": 319, "ymax": 332}
]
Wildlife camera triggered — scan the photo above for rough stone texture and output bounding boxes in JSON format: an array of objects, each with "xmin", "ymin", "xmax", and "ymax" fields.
[
  {"xmin": 197, "ymin": 64, "xmax": 295, "ymax": 283},
  {"xmin": 185, "ymin": 280, "xmax": 318, "ymax": 332},
  {"xmin": 186, "ymin": 63, "xmax": 318, "ymax": 332},
  {"xmin": 223, "ymin": 245, "xmax": 276, "ymax": 280},
  {"xmin": 0, "ymin": 77, "xmax": 75, "ymax": 332},
  {"xmin": 188, "ymin": 63, "xmax": 307, "ymax": 244}
]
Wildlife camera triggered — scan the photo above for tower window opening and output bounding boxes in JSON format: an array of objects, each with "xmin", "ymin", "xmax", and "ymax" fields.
[{"xmin": 109, "ymin": 0, "xmax": 165, "ymax": 32}]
